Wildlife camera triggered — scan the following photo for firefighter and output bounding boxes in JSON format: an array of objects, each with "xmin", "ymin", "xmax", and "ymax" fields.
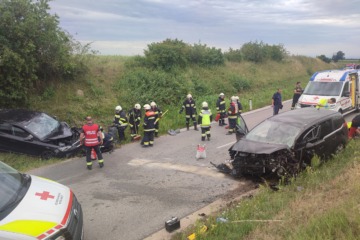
[
  {"xmin": 142, "ymin": 104, "xmax": 156, "ymax": 147},
  {"xmin": 128, "ymin": 103, "xmax": 142, "ymax": 141},
  {"xmin": 179, "ymin": 94, "xmax": 198, "ymax": 131},
  {"xmin": 226, "ymin": 96, "xmax": 238, "ymax": 135},
  {"xmin": 150, "ymin": 101, "xmax": 162, "ymax": 137},
  {"xmin": 216, "ymin": 93, "xmax": 227, "ymax": 126},
  {"xmin": 113, "ymin": 105, "xmax": 128, "ymax": 143},
  {"xmin": 79, "ymin": 116, "xmax": 104, "ymax": 170},
  {"xmin": 234, "ymin": 96, "xmax": 243, "ymax": 115},
  {"xmin": 198, "ymin": 101, "xmax": 213, "ymax": 141}
]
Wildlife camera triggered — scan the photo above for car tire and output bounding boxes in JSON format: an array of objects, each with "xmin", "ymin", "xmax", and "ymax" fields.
[{"xmin": 41, "ymin": 150, "xmax": 55, "ymax": 160}]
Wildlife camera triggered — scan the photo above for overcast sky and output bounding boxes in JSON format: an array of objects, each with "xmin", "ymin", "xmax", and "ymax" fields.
[{"xmin": 49, "ymin": 0, "xmax": 360, "ymax": 58}]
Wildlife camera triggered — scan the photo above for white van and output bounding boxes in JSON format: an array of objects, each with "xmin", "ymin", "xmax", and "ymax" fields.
[
  {"xmin": 296, "ymin": 69, "xmax": 360, "ymax": 114},
  {"xmin": 0, "ymin": 161, "xmax": 83, "ymax": 240}
]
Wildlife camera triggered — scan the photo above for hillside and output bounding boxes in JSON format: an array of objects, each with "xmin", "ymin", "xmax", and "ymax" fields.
[{"xmin": 29, "ymin": 55, "xmax": 337, "ymax": 133}]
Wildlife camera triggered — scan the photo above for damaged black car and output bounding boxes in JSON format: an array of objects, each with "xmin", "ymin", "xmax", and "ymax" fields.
[
  {"xmin": 0, "ymin": 109, "xmax": 81, "ymax": 160},
  {"xmin": 221, "ymin": 108, "xmax": 348, "ymax": 177}
]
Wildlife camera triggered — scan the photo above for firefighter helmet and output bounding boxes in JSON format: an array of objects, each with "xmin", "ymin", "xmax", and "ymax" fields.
[
  {"xmin": 219, "ymin": 93, "xmax": 225, "ymax": 97},
  {"xmin": 134, "ymin": 103, "xmax": 141, "ymax": 110},
  {"xmin": 150, "ymin": 101, "xmax": 156, "ymax": 107},
  {"xmin": 115, "ymin": 105, "xmax": 122, "ymax": 111},
  {"xmin": 143, "ymin": 104, "xmax": 151, "ymax": 110},
  {"xmin": 234, "ymin": 96, "xmax": 239, "ymax": 100},
  {"xmin": 231, "ymin": 96, "xmax": 236, "ymax": 102},
  {"xmin": 202, "ymin": 101, "xmax": 208, "ymax": 108},
  {"xmin": 187, "ymin": 94, "xmax": 192, "ymax": 99}
]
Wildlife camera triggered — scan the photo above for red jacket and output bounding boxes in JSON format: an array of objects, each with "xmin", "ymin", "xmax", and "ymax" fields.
[{"xmin": 82, "ymin": 123, "xmax": 100, "ymax": 146}]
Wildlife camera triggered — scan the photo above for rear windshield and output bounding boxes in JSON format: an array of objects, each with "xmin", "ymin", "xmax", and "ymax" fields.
[{"xmin": 303, "ymin": 82, "xmax": 343, "ymax": 96}]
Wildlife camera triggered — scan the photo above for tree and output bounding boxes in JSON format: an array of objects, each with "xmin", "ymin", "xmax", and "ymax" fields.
[
  {"xmin": 144, "ymin": 39, "xmax": 190, "ymax": 71},
  {"xmin": 0, "ymin": 0, "xmax": 89, "ymax": 107},
  {"xmin": 332, "ymin": 51, "xmax": 345, "ymax": 62},
  {"xmin": 317, "ymin": 55, "xmax": 331, "ymax": 63}
]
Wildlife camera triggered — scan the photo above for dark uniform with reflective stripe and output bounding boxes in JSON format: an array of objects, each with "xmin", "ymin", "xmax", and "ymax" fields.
[
  {"xmin": 143, "ymin": 110, "xmax": 156, "ymax": 147},
  {"xmin": 128, "ymin": 108, "xmax": 141, "ymax": 139},
  {"xmin": 114, "ymin": 110, "xmax": 128, "ymax": 143},
  {"xmin": 216, "ymin": 96, "xmax": 226, "ymax": 126},
  {"xmin": 179, "ymin": 99, "xmax": 198, "ymax": 130}
]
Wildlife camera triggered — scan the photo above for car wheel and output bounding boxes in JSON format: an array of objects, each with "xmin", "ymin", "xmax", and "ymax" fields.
[{"xmin": 41, "ymin": 150, "xmax": 55, "ymax": 160}]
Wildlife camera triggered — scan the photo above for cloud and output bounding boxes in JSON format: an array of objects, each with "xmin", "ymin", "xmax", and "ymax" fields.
[{"xmin": 49, "ymin": 0, "xmax": 360, "ymax": 58}]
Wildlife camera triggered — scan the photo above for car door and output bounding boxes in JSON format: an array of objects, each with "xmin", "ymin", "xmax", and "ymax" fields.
[
  {"xmin": 235, "ymin": 114, "xmax": 249, "ymax": 141},
  {"xmin": 11, "ymin": 126, "xmax": 50, "ymax": 156},
  {"xmin": 0, "ymin": 122, "xmax": 16, "ymax": 152}
]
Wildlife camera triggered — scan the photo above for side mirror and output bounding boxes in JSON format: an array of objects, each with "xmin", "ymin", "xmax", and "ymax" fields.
[
  {"xmin": 24, "ymin": 135, "xmax": 34, "ymax": 141},
  {"xmin": 343, "ymin": 91, "xmax": 350, "ymax": 97}
]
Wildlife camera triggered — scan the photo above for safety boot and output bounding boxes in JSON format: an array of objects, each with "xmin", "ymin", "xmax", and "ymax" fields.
[
  {"xmin": 186, "ymin": 124, "xmax": 190, "ymax": 131},
  {"xmin": 194, "ymin": 124, "xmax": 199, "ymax": 131},
  {"xmin": 87, "ymin": 165, "xmax": 92, "ymax": 170}
]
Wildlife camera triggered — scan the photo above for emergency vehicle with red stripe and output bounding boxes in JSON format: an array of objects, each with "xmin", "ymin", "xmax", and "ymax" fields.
[
  {"xmin": 297, "ymin": 69, "xmax": 359, "ymax": 114},
  {"xmin": 0, "ymin": 161, "xmax": 83, "ymax": 239}
]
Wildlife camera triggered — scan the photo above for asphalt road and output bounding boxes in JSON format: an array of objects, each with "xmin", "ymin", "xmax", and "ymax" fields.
[{"xmin": 28, "ymin": 100, "xmax": 292, "ymax": 240}]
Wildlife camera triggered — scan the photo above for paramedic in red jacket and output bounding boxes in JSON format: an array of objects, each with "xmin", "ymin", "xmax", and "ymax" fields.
[{"xmin": 80, "ymin": 116, "xmax": 104, "ymax": 170}]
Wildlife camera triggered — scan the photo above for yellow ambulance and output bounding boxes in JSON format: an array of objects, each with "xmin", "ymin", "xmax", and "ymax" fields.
[{"xmin": 0, "ymin": 161, "xmax": 83, "ymax": 239}]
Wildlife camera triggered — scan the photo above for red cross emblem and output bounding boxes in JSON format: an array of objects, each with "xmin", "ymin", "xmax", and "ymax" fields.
[{"xmin": 35, "ymin": 191, "xmax": 55, "ymax": 200}]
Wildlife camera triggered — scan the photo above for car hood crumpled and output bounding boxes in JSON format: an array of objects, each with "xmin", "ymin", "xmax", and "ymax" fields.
[{"xmin": 230, "ymin": 138, "xmax": 289, "ymax": 154}]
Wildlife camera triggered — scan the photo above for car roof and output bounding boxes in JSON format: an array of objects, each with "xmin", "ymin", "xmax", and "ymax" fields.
[
  {"xmin": 0, "ymin": 109, "xmax": 43, "ymax": 125},
  {"xmin": 268, "ymin": 108, "xmax": 342, "ymax": 128}
]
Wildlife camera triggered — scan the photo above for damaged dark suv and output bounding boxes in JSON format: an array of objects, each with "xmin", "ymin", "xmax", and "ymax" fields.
[
  {"xmin": 225, "ymin": 108, "xmax": 348, "ymax": 177},
  {"xmin": 0, "ymin": 109, "xmax": 81, "ymax": 159}
]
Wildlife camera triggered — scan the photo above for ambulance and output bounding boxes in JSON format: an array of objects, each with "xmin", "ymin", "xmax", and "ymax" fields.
[
  {"xmin": 0, "ymin": 161, "xmax": 83, "ymax": 239},
  {"xmin": 296, "ymin": 69, "xmax": 360, "ymax": 114}
]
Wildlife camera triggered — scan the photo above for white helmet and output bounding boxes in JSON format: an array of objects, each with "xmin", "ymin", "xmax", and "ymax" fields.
[
  {"xmin": 115, "ymin": 105, "xmax": 122, "ymax": 111},
  {"xmin": 202, "ymin": 101, "xmax": 208, "ymax": 108},
  {"xmin": 234, "ymin": 96, "xmax": 239, "ymax": 100},
  {"xmin": 150, "ymin": 101, "xmax": 156, "ymax": 107},
  {"xmin": 187, "ymin": 94, "xmax": 192, "ymax": 99},
  {"xmin": 134, "ymin": 103, "xmax": 141, "ymax": 110},
  {"xmin": 219, "ymin": 93, "xmax": 225, "ymax": 97},
  {"xmin": 231, "ymin": 96, "xmax": 236, "ymax": 102},
  {"xmin": 143, "ymin": 104, "xmax": 151, "ymax": 110}
]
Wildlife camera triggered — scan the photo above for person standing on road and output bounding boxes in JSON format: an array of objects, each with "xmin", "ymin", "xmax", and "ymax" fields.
[
  {"xmin": 272, "ymin": 88, "xmax": 283, "ymax": 115},
  {"xmin": 142, "ymin": 104, "xmax": 156, "ymax": 147},
  {"xmin": 291, "ymin": 82, "xmax": 303, "ymax": 109},
  {"xmin": 128, "ymin": 103, "xmax": 142, "ymax": 141},
  {"xmin": 79, "ymin": 116, "xmax": 104, "ymax": 170},
  {"xmin": 198, "ymin": 101, "xmax": 213, "ymax": 141},
  {"xmin": 150, "ymin": 101, "xmax": 162, "ymax": 137},
  {"xmin": 113, "ymin": 105, "xmax": 128, "ymax": 143},
  {"xmin": 226, "ymin": 96, "xmax": 238, "ymax": 135},
  {"xmin": 216, "ymin": 93, "xmax": 227, "ymax": 126},
  {"xmin": 179, "ymin": 94, "xmax": 198, "ymax": 131}
]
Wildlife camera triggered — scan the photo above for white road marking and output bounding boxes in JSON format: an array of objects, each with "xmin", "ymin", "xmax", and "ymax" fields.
[
  {"xmin": 217, "ymin": 141, "xmax": 236, "ymax": 149},
  {"xmin": 128, "ymin": 158, "xmax": 227, "ymax": 178}
]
